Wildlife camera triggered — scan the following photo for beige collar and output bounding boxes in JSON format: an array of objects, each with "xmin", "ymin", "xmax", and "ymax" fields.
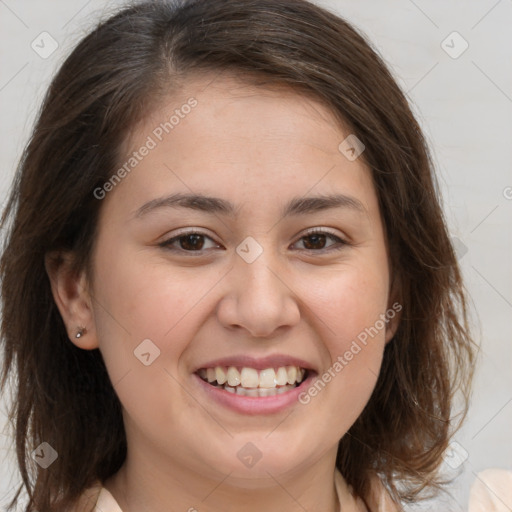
[
  {"xmin": 334, "ymin": 469, "xmax": 398, "ymax": 512},
  {"xmin": 75, "ymin": 469, "xmax": 397, "ymax": 512}
]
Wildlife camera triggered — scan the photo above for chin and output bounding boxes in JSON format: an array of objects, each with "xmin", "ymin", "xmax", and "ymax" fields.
[{"xmin": 195, "ymin": 434, "xmax": 321, "ymax": 484}]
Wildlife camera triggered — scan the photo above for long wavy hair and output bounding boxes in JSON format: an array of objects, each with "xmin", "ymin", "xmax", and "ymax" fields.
[{"xmin": 0, "ymin": 0, "xmax": 475, "ymax": 510}]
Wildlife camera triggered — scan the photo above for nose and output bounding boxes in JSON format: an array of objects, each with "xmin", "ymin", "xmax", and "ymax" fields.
[{"xmin": 216, "ymin": 248, "xmax": 301, "ymax": 338}]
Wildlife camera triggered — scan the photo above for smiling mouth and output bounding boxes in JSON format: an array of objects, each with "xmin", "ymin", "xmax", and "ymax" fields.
[{"xmin": 196, "ymin": 365, "xmax": 309, "ymax": 397}]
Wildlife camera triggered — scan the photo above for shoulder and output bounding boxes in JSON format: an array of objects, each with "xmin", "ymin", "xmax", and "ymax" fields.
[
  {"xmin": 334, "ymin": 469, "xmax": 400, "ymax": 512},
  {"xmin": 469, "ymin": 468, "xmax": 512, "ymax": 511},
  {"xmin": 363, "ymin": 473, "xmax": 400, "ymax": 512},
  {"xmin": 67, "ymin": 481, "xmax": 103, "ymax": 512}
]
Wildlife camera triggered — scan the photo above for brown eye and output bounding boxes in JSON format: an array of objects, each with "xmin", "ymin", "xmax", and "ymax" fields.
[
  {"xmin": 302, "ymin": 233, "xmax": 328, "ymax": 250},
  {"xmin": 178, "ymin": 234, "xmax": 205, "ymax": 251},
  {"xmin": 160, "ymin": 231, "xmax": 221, "ymax": 253},
  {"xmin": 293, "ymin": 230, "xmax": 346, "ymax": 252}
]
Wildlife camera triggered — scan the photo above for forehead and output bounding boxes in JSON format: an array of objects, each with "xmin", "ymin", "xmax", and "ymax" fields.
[
  {"xmin": 108, "ymin": 73, "xmax": 376, "ymax": 220},
  {"xmin": 130, "ymin": 72, "xmax": 349, "ymax": 158}
]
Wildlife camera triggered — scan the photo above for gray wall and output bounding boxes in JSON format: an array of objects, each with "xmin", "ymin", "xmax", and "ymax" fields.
[{"xmin": 1, "ymin": 1, "xmax": 511, "ymax": 510}]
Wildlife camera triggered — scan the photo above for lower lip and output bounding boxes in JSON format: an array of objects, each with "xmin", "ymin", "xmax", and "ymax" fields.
[{"xmin": 193, "ymin": 373, "xmax": 315, "ymax": 415}]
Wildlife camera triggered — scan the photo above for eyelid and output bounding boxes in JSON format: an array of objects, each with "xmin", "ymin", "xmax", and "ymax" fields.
[
  {"xmin": 299, "ymin": 226, "xmax": 347, "ymax": 241},
  {"xmin": 162, "ymin": 227, "xmax": 215, "ymax": 240},
  {"xmin": 292, "ymin": 227, "xmax": 349, "ymax": 251},
  {"xmin": 159, "ymin": 227, "xmax": 349, "ymax": 254},
  {"xmin": 158, "ymin": 228, "xmax": 222, "ymax": 251}
]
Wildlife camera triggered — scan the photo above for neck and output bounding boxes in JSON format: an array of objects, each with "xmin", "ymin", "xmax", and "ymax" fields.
[{"xmin": 104, "ymin": 444, "xmax": 342, "ymax": 512}]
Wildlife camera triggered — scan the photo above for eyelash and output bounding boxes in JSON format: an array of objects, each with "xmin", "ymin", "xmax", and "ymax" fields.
[{"xmin": 159, "ymin": 228, "xmax": 348, "ymax": 255}]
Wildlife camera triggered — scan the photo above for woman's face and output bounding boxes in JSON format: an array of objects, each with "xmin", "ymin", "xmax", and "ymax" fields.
[{"xmin": 85, "ymin": 75, "xmax": 396, "ymax": 484}]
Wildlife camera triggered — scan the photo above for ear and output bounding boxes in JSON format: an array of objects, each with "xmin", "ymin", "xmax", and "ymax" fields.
[
  {"xmin": 45, "ymin": 251, "xmax": 98, "ymax": 350},
  {"xmin": 385, "ymin": 272, "xmax": 402, "ymax": 345}
]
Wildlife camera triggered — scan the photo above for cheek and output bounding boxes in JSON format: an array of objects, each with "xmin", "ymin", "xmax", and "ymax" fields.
[
  {"xmin": 90, "ymin": 248, "xmax": 205, "ymax": 429},
  {"xmin": 91, "ymin": 241, "xmax": 225, "ymax": 369},
  {"xmin": 307, "ymin": 258, "xmax": 390, "ymax": 347},
  {"xmin": 300, "ymin": 258, "xmax": 389, "ymax": 422}
]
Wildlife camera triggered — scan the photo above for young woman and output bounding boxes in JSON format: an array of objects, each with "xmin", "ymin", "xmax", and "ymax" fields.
[{"xmin": 0, "ymin": 1, "xmax": 476, "ymax": 511}]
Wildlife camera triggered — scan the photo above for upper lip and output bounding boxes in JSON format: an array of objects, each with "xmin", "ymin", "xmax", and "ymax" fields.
[{"xmin": 193, "ymin": 355, "xmax": 316, "ymax": 373}]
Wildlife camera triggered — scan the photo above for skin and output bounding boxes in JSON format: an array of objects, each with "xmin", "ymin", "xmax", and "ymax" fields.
[{"xmin": 47, "ymin": 74, "xmax": 399, "ymax": 512}]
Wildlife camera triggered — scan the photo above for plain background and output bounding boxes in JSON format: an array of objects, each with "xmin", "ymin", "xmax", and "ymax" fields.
[{"xmin": 0, "ymin": 1, "xmax": 511, "ymax": 510}]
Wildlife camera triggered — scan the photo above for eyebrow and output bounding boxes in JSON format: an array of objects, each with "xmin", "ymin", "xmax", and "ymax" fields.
[{"xmin": 134, "ymin": 192, "xmax": 366, "ymax": 219}]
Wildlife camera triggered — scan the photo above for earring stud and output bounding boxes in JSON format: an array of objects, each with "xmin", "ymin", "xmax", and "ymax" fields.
[{"xmin": 75, "ymin": 327, "xmax": 87, "ymax": 339}]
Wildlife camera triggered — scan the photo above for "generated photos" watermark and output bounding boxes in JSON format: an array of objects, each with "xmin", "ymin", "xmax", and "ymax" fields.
[
  {"xmin": 94, "ymin": 97, "xmax": 198, "ymax": 200},
  {"xmin": 298, "ymin": 302, "xmax": 402, "ymax": 404}
]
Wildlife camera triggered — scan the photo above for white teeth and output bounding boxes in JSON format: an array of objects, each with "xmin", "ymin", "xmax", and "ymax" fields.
[
  {"xmin": 257, "ymin": 387, "xmax": 275, "ymax": 397},
  {"xmin": 235, "ymin": 385, "xmax": 295, "ymax": 397},
  {"xmin": 206, "ymin": 368, "xmax": 216, "ymax": 383},
  {"xmin": 199, "ymin": 364, "xmax": 308, "ymax": 392},
  {"xmin": 286, "ymin": 366, "xmax": 297, "ymax": 385},
  {"xmin": 276, "ymin": 367, "xmax": 288, "ymax": 386},
  {"xmin": 215, "ymin": 367, "xmax": 227, "ymax": 385},
  {"xmin": 240, "ymin": 367, "xmax": 259, "ymax": 388},
  {"xmin": 227, "ymin": 366, "xmax": 241, "ymax": 386},
  {"xmin": 259, "ymin": 368, "xmax": 276, "ymax": 388},
  {"xmin": 237, "ymin": 387, "xmax": 259, "ymax": 397}
]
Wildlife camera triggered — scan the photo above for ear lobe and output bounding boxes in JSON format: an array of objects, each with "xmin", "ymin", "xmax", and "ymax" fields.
[{"xmin": 45, "ymin": 251, "xmax": 98, "ymax": 350}]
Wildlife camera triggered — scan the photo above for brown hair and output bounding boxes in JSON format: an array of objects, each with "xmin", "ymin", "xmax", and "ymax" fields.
[{"xmin": 0, "ymin": 0, "xmax": 475, "ymax": 510}]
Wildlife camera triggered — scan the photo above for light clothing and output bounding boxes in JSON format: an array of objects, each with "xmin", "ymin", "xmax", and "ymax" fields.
[
  {"xmin": 334, "ymin": 469, "xmax": 399, "ymax": 511},
  {"xmin": 468, "ymin": 469, "xmax": 512, "ymax": 512},
  {"xmin": 74, "ymin": 468, "xmax": 398, "ymax": 511},
  {"xmin": 74, "ymin": 468, "xmax": 512, "ymax": 511}
]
